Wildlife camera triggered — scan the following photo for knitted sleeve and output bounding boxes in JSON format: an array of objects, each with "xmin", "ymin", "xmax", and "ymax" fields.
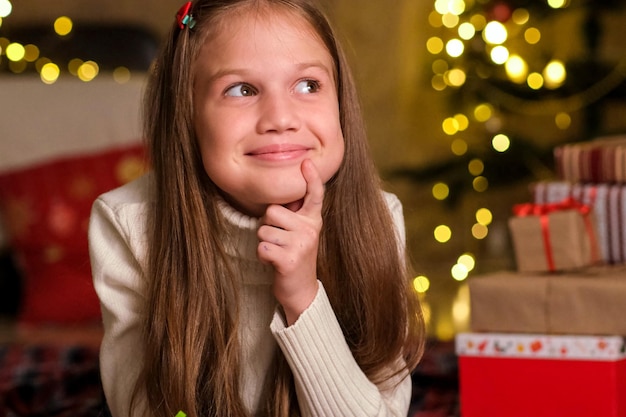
[
  {"xmin": 270, "ymin": 284, "xmax": 412, "ymax": 417},
  {"xmin": 89, "ymin": 179, "xmax": 150, "ymax": 417},
  {"xmin": 270, "ymin": 192, "xmax": 412, "ymax": 416}
]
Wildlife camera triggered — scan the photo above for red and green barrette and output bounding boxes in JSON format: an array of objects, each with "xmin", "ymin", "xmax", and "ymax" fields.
[{"xmin": 176, "ymin": 2, "xmax": 196, "ymax": 29}]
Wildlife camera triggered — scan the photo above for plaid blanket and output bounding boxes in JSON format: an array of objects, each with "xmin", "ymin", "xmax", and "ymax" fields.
[
  {"xmin": 0, "ymin": 340, "xmax": 458, "ymax": 417},
  {"xmin": 0, "ymin": 344, "xmax": 103, "ymax": 417}
]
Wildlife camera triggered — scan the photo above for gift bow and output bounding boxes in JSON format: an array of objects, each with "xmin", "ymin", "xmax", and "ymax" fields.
[
  {"xmin": 512, "ymin": 197, "xmax": 598, "ymax": 272},
  {"xmin": 513, "ymin": 197, "xmax": 591, "ymax": 217}
]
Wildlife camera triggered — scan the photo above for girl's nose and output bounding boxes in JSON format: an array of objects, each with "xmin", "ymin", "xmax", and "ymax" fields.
[{"xmin": 256, "ymin": 92, "xmax": 302, "ymax": 134}]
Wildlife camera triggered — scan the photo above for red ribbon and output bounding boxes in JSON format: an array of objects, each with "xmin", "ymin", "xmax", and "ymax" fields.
[{"xmin": 513, "ymin": 197, "xmax": 599, "ymax": 271}]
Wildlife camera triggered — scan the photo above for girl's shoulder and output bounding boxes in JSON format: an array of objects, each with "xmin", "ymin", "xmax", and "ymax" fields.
[
  {"xmin": 381, "ymin": 190, "xmax": 402, "ymax": 213},
  {"xmin": 96, "ymin": 171, "xmax": 153, "ymax": 208}
]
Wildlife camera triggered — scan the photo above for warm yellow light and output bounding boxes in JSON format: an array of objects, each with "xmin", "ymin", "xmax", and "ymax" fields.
[
  {"xmin": 78, "ymin": 60, "xmax": 99, "ymax": 81},
  {"xmin": 40, "ymin": 62, "xmax": 60, "ymax": 84},
  {"xmin": 470, "ymin": 14, "xmax": 487, "ymax": 31},
  {"xmin": 446, "ymin": 39, "xmax": 465, "ymax": 58},
  {"xmin": 476, "ymin": 208, "xmax": 493, "ymax": 225},
  {"xmin": 505, "ymin": 54, "xmax": 528, "ymax": 83},
  {"xmin": 490, "ymin": 45, "xmax": 509, "ymax": 65},
  {"xmin": 432, "ymin": 182, "xmax": 450, "ymax": 200},
  {"xmin": 468, "ymin": 158, "xmax": 484, "ymax": 176},
  {"xmin": 474, "ymin": 103, "xmax": 493, "ymax": 122},
  {"xmin": 483, "ymin": 21, "xmax": 508, "ymax": 45},
  {"xmin": 512, "ymin": 8, "xmax": 530, "ymax": 25},
  {"xmin": 432, "ymin": 74, "xmax": 447, "ymax": 91},
  {"xmin": 458, "ymin": 22, "xmax": 476, "ymax": 40},
  {"xmin": 436, "ymin": 319, "xmax": 455, "ymax": 342},
  {"xmin": 448, "ymin": 0, "xmax": 466, "ymax": 15},
  {"xmin": 451, "ymin": 139, "xmax": 468, "ymax": 156},
  {"xmin": 555, "ymin": 112, "xmax": 571, "ymax": 130},
  {"xmin": 434, "ymin": 225, "xmax": 452, "ymax": 243},
  {"xmin": 451, "ymin": 263, "xmax": 469, "ymax": 281},
  {"xmin": 445, "ymin": 68, "xmax": 466, "ymax": 87},
  {"xmin": 547, "ymin": 0, "xmax": 568, "ymax": 8},
  {"xmin": 543, "ymin": 60, "xmax": 566, "ymax": 89},
  {"xmin": 0, "ymin": 0, "xmax": 12, "ymax": 18},
  {"xmin": 427, "ymin": 37, "xmax": 445, "ymax": 55},
  {"xmin": 68, "ymin": 58, "xmax": 83, "ymax": 76},
  {"xmin": 54, "ymin": 16, "xmax": 73, "ymax": 36},
  {"xmin": 458, "ymin": 253, "xmax": 476, "ymax": 271},
  {"xmin": 472, "ymin": 223, "xmax": 489, "ymax": 239},
  {"xmin": 5, "ymin": 42, "xmax": 24, "ymax": 61},
  {"xmin": 413, "ymin": 275, "xmax": 431, "ymax": 293},
  {"xmin": 454, "ymin": 114, "xmax": 469, "ymax": 131},
  {"xmin": 525, "ymin": 27, "xmax": 541, "ymax": 44},
  {"xmin": 23, "ymin": 44, "xmax": 39, "ymax": 62},
  {"xmin": 442, "ymin": 117, "xmax": 460, "ymax": 135},
  {"xmin": 429, "ymin": 10, "xmax": 443, "ymax": 28},
  {"xmin": 35, "ymin": 57, "xmax": 51, "ymax": 72},
  {"xmin": 492, "ymin": 133, "xmax": 511, "ymax": 152},
  {"xmin": 453, "ymin": 284, "xmax": 471, "ymax": 330},
  {"xmin": 473, "ymin": 176, "xmax": 489, "ymax": 192},
  {"xmin": 527, "ymin": 72, "xmax": 544, "ymax": 89},
  {"xmin": 432, "ymin": 59, "xmax": 449, "ymax": 75},
  {"xmin": 434, "ymin": 0, "xmax": 448, "ymax": 15},
  {"xmin": 442, "ymin": 13, "xmax": 460, "ymax": 28},
  {"xmin": 113, "ymin": 67, "xmax": 131, "ymax": 84}
]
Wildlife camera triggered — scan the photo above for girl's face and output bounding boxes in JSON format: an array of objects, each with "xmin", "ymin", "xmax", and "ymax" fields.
[{"xmin": 193, "ymin": 9, "xmax": 345, "ymax": 217}]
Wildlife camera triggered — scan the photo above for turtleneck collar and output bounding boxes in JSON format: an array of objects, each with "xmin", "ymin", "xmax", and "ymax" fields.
[{"xmin": 216, "ymin": 197, "xmax": 267, "ymax": 270}]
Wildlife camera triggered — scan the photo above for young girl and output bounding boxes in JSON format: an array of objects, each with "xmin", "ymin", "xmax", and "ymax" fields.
[{"xmin": 89, "ymin": 1, "xmax": 425, "ymax": 416}]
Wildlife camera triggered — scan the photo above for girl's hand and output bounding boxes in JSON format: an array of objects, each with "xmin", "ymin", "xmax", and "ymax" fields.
[{"xmin": 257, "ymin": 159, "xmax": 324, "ymax": 325}]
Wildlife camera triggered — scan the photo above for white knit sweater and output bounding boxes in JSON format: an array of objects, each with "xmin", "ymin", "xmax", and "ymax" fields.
[{"xmin": 89, "ymin": 173, "xmax": 412, "ymax": 417}]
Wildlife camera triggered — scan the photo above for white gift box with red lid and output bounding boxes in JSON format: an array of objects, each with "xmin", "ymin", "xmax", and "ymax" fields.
[{"xmin": 456, "ymin": 332, "xmax": 626, "ymax": 417}]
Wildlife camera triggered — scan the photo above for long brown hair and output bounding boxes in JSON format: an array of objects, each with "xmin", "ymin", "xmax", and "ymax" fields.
[{"xmin": 135, "ymin": 1, "xmax": 425, "ymax": 416}]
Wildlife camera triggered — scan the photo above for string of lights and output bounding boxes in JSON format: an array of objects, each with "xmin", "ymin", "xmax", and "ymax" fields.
[
  {"xmin": 412, "ymin": 0, "xmax": 626, "ymax": 309},
  {"xmin": 0, "ymin": 0, "xmax": 134, "ymax": 84}
]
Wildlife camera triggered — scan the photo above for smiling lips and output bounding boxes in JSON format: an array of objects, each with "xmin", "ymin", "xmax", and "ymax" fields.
[{"xmin": 246, "ymin": 144, "xmax": 310, "ymax": 161}]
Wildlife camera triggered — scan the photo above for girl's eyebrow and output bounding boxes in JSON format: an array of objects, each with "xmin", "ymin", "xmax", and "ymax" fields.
[{"xmin": 205, "ymin": 60, "xmax": 334, "ymax": 84}]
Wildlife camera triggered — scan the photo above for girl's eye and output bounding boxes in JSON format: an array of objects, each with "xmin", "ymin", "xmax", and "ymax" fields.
[
  {"xmin": 225, "ymin": 83, "xmax": 256, "ymax": 97},
  {"xmin": 294, "ymin": 80, "xmax": 320, "ymax": 94}
]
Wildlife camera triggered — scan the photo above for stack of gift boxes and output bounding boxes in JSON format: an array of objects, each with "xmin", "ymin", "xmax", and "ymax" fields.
[{"xmin": 456, "ymin": 136, "xmax": 626, "ymax": 417}]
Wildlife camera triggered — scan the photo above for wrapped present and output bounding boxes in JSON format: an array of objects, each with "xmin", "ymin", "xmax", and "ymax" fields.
[
  {"xmin": 456, "ymin": 332, "xmax": 626, "ymax": 417},
  {"xmin": 469, "ymin": 267, "xmax": 626, "ymax": 335},
  {"xmin": 508, "ymin": 197, "xmax": 601, "ymax": 272},
  {"xmin": 533, "ymin": 181, "xmax": 620, "ymax": 263},
  {"xmin": 554, "ymin": 135, "xmax": 626, "ymax": 184}
]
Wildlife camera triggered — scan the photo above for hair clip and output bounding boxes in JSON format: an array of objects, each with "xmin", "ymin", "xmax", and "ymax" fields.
[{"xmin": 176, "ymin": 2, "xmax": 196, "ymax": 29}]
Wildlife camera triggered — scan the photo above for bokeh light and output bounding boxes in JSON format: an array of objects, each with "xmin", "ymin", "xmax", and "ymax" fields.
[
  {"xmin": 40, "ymin": 62, "xmax": 60, "ymax": 84},
  {"xmin": 434, "ymin": 225, "xmax": 452, "ymax": 243},
  {"xmin": 413, "ymin": 275, "xmax": 431, "ymax": 293},
  {"xmin": 451, "ymin": 139, "xmax": 468, "ymax": 155},
  {"xmin": 555, "ymin": 112, "xmax": 571, "ymax": 130},
  {"xmin": 432, "ymin": 182, "xmax": 450, "ymax": 200},
  {"xmin": 0, "ymin": 0, "xmax": 12, "ymax": 18},
  {"xmin": 475, "ymin": 208, "xmax": 493, "ymax": 225},
  {"xmin": 54, "ymin": 16, "xmax": 73, "ymax": 36},
  {"xmin": 492, "ymin": 133, "xmax": 511, "ymax": 152}
]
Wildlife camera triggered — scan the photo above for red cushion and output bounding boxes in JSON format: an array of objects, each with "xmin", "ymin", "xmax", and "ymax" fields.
[{"xmin": 0, "ymin": 144, "xmax": 147, "ymax": 324}]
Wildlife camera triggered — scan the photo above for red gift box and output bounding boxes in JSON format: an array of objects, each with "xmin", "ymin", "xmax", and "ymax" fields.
[{"xmin": 456, "ymin": 333, "xmax": 626, "ymax": 417}]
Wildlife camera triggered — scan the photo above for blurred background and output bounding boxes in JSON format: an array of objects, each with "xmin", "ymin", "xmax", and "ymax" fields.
[{"xmin": 1, "ymin": 0, "xmax": 626, "ymax": 341}]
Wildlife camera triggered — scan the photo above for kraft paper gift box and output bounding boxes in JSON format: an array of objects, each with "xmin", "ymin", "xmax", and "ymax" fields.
[
  {"xmin": 533, "ymin": 181, "xmax": 611, "ymax": 262},
  {"xmin": 469, "ymin": 267, "xmax": 626, "ymax": 335},
  {"xmin": 508, "ymin": 199, "xmax": 601, "ymax": 272},
  {"xmin": 456, "ymin": 333, "xmax": 626, "ymax": 417},
  {"xmin": 533, "ymin": 181, "xmax": 626, "ymax": 264}
]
